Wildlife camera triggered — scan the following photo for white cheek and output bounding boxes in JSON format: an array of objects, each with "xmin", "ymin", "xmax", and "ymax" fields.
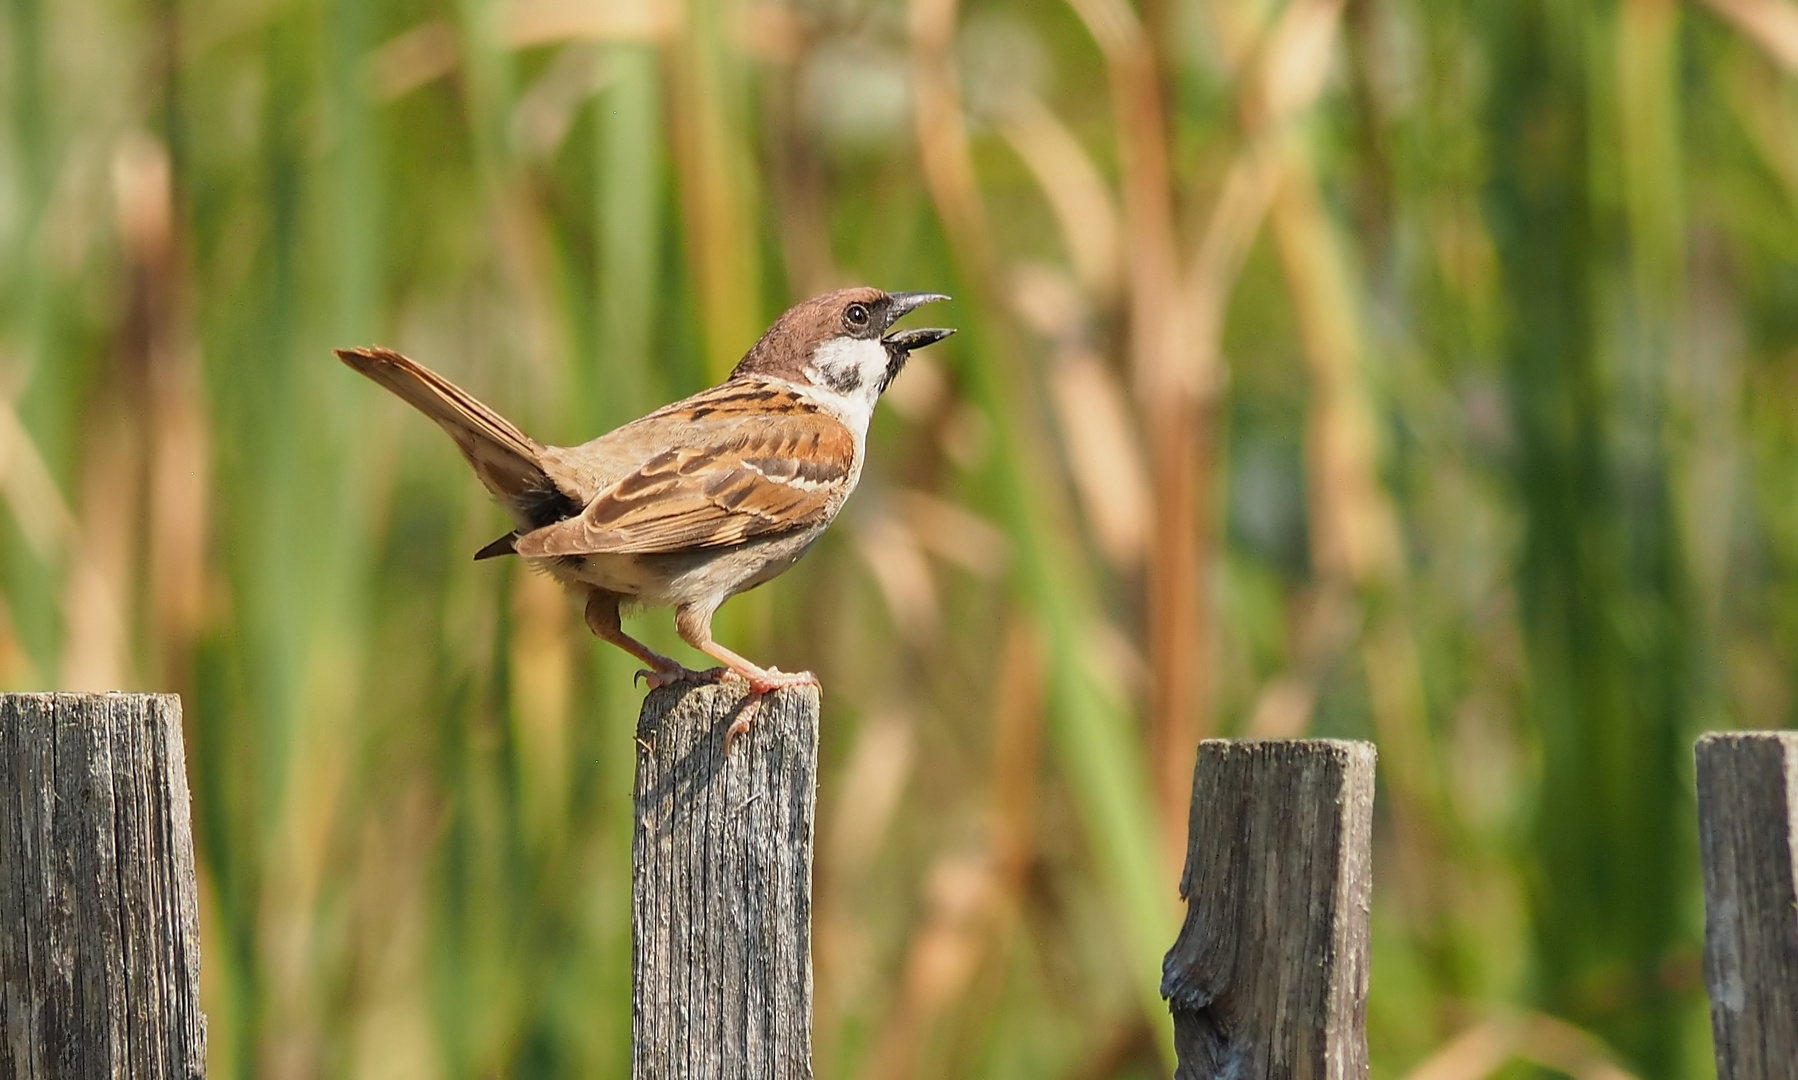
[{"xmin": 807, "ymin": 338, "xmax": 888, "ymax": 431}]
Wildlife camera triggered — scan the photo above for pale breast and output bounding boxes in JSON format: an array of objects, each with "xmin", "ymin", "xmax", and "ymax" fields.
[{"xmin": 541, "ymin": 523, "xmax": 829, "ymax": 609}]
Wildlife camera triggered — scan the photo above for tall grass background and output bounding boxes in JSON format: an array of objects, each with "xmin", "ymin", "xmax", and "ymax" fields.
[{"xmin": 3, "ymin": 0, "xmax": 1795, "ymax": 1075}]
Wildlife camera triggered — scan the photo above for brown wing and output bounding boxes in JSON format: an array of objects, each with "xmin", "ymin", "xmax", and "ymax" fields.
[{"xmin": 513, "ymin": 408, "xmax": 856, "ymax": 557}]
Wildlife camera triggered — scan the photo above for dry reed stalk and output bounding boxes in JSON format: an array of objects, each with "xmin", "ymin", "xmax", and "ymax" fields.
[
  {"xmin": 259, "ymin": 714, "xmax": 353, "ymax": 1080},
  {"xmin": 990, "ymin": 616, "xmax": 1045, "ymax": 897},
  {"xmin": 824, "ymin": 709, "xmax": 915, "ymax": 882},
  {"xmin": 761, "ymin": 39, "xmax": 840, "ymax": 299},
  {"xmin": 1061, "ymin": 0, "xmax": 1179, "ymax": 395},
  {"xmin": 813, "ymin": 706, "xmax": 915, "ymax": 1069},
  {"xmin": 908, "ymin": 0, "xmax": 995, "ymax": 280},
  {"xmin": 908, "ymin": 4, "xmax": 1174, "ymax": 1052},
  {"xmin": 671, "ymin": 0, "xmax": 762, "ymax": 382},
  {"xmin": 113, "ymin": 132, "xmax": 209, "ymax": 693},
  {"xmin": 340, "ymin": 787, "xmax": 443, "ymax": 1078},
  {"xmin": 1125, "ymin": 3, "xmax": 1460, "ymax": 1005},
  {"xmin": 993, "ymin": 98, "xmax": 1122, "ymax": 301},
  {"xmin": 368, "ymin": 5, "xmax": 679, "ymax": 101},
  {"xmin": 1151, "ymin": 0, "xmax": 1348, "ymax": 743},
  {"xmin": 1242, "ymin": 580, "xmax": 1358, "ymax": 738},
  {"xmin": 508, "ymin": 566, "xmax": 573, "ymax": 850},
  {"xmin": 1700, "ymin": 0, "xmax": 1798, "ymax": 72},
  {"xmin": 443, "ymin": 3, "xmax": 573, "ymax": 408},
  {"xmin": 1619, "ymin": 0, "xmax": 1685, "ymax": 305},
  {"xmin": 1065, "ymin": 1015, "xmax": 1160, "ymax": 1080},
  {"xmin": 61, "ymin": 390, "xmax": 136, "ymax": 690},
  {"xmin": 1144, "ymin": 0, "xmax": 1346, "ymax": 873},
  {"xmin": 893, "ymin": 490, "xmax": 1009, "ymax": 579},
  {"xmin": 1044, "ymin": 348, "xmax": 1151, "ymax": 569},
  {"xmin": 592, "ymin": 42, "xmax": 668, "ymax": 427},
  {"xmin": 868, "ymin": 615, "xmax": 1043, "ymax": 1080},
  {"xmin": 1398, "ymin": 1012, "xmax": 1640, "ymax": 1080},
  {"xmin": 509, "ymin": 0, "xmax": 679, "ymax": 47},
  {"xmin": 0, "ymin": 392, "xmax": 78, "ymax": 566},
  {"xmin": 1268, "ymin": 147, "xmax": 1456, "ymax": 1023},
  {"xmin": 852, "ymin": 507, "xmax": 941, "ymax": 642},
  {"xmin": 1061, "ymin": 0, "xmax": 1206, "ymax": 881}
]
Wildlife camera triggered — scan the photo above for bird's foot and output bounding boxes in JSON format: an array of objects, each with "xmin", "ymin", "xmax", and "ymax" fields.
[
  {"xmin": 635, "ymin": 664, "xmax": 728, "ymax": 690},
  {"xmin": 720, "ymin": 669, "xmax": 819, "ymax": 753},
  {"xmin": 738, "ymin": 667, "xmax": 821, "ymax": 694}
]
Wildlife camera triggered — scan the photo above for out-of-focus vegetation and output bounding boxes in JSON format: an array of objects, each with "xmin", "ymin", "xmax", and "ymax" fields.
[{"xmin": 3, "ymin": 0, "xmax": 1796, "ymax": 1075}]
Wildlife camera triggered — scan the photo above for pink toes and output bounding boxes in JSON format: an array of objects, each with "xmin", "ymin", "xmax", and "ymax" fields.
[
  {"xmin": 740, "ymin": 668, "xmax": 819, "ymax": 695},
  {"xmin": 721, "ymin": 672, "xmax": 817, "ymax": 754},
  {"xmin": 635, "ymin": 665, "xmax": 729, "ymax": 690}
]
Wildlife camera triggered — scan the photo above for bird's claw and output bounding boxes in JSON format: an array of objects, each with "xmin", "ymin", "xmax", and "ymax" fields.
[
  {"xmin": 724, "ymin": 698, "xmax": 761, "ymax": 755},
  {"xmin": 720, "ymin": 670, "xmax": 819, "ymax": 754}
]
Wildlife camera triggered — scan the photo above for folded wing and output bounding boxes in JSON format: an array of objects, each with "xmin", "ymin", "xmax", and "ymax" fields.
[{"xmin": 514, "ymin": 407, "xmax": 856, "ymax": 556}]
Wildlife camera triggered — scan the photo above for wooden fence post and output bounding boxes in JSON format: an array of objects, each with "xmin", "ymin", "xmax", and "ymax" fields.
[
  {"xmin": 1161, "ymin": 738, "xmax": 1375, "ymax": 1080},
  {"xmin": 632, "ymin": 682, "xmax": 819, "ymax": 1080},
  {"xmin": 0, "ymin": 693, "xmax": 206, "ymax": 1079},
  {"xmin": 1695, "ymin": 731, "xmax": 1798, "ymax": 1079}
]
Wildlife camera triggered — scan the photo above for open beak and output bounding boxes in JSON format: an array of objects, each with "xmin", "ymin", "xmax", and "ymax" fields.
[
  {"xmin": 883, "ymin": 327, "xmax": 955, "ymax": 351},
  {"xmin": 882, "ymin": 292, "xmax": 954, "ymax": 351}
]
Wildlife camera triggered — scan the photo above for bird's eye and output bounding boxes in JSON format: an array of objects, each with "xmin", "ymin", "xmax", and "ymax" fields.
[{"xmin": 845, "ymin": 303, "xmax": 870, "ymax": 328}]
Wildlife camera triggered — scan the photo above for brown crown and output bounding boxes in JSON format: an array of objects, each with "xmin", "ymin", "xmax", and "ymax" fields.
[{"xmin": 731, "ymin": 287, "xmax": 889, "ymax": 381}]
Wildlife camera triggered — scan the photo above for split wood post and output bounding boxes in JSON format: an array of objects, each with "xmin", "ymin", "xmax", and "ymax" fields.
[
  {"xmin": 632, "ymin": 681, "xmax": 819, "ymax": 1080},
  {"xmin": 1161, "ymin": 738, "xmax": 1376, "ymax": 1080},
  {"xmin": 0, "ymin": 693, "xmax": 206, "ymax": 1079},
  {"xmin": 1695, "ymin": 731, "xmax": 1798, "ymax": 1079}
]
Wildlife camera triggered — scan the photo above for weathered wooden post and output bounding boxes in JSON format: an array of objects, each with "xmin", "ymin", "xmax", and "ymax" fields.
[
  {"xmin": 0, "ymin": 693, "xmax": 206, "ymax": 1079},
  {"xmin": 1161, "ymin": 739, "xmax": 1375, "ymax": 1080},
  {"xmin": 632, "ymin": 682, "xmax": 819, "ymax": 1080},
  {"xmin": 1695, "ymin": 731, "xmax": 1798, "ymax": 1079}
]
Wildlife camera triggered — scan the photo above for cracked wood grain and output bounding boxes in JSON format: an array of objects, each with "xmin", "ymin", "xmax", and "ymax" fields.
[
  {"xmin": 632, "ymin": 682, "xmax": 818, "ymax": 1080},
  {"xmin": 1161, "ymin": 738, "xmax": 1375, "ymax": 1080},
  {"xmin": 1697, "ymin": 731, "xmax": 1798, "ymax": 1080},
  {"xmin": 0, "ymin": 693, "xmax": 205, "ymax": 1080}
]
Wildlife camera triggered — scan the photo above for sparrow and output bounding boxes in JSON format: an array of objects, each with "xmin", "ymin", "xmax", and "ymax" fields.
[{"xmin": 338, "ymin": 287, "xmax": 953, "ymax": 743}]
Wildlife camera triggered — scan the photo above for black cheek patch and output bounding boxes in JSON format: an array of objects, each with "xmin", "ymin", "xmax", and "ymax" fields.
[{"xmin": 822, "ymin": 363, "xmax": 862, "ymax": 395}]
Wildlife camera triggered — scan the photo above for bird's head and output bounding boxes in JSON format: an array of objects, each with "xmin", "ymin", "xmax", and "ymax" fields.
[{"xmin": 734, "ymin": 288, "xmax": 954, "ymax": 403}]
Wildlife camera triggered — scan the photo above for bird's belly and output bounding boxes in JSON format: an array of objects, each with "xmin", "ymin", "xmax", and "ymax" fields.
[
  {"xmin": 536, "ymin": 528, "xmax": 825, "ymax": 608},
  {"xmin": 543, "ymin": 552, "xmax": 667, "ymax": 599}
]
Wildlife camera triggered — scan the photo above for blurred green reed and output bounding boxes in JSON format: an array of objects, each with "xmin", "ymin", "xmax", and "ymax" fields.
[{"xmin": 4, "ymin": 0, "xmax": 1797, "ymax": 1076}]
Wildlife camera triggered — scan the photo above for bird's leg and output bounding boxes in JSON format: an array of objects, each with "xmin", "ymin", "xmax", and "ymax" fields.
[
  {"xmin": 584, "ymin": 590, "xmax": 717, "ymax": 690},
  {"xmin": 674, "ymin": 603, "xmax": 818, "ymax": 751},
  {"xmin": 671, "ymin": 604, "xmax": 821, "ymax": 691}
]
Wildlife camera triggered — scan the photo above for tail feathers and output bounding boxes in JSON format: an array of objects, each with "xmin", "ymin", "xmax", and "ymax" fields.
[{"xmin": 337, "ymin": 346, "xmax": 550, "ymax": 503}]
